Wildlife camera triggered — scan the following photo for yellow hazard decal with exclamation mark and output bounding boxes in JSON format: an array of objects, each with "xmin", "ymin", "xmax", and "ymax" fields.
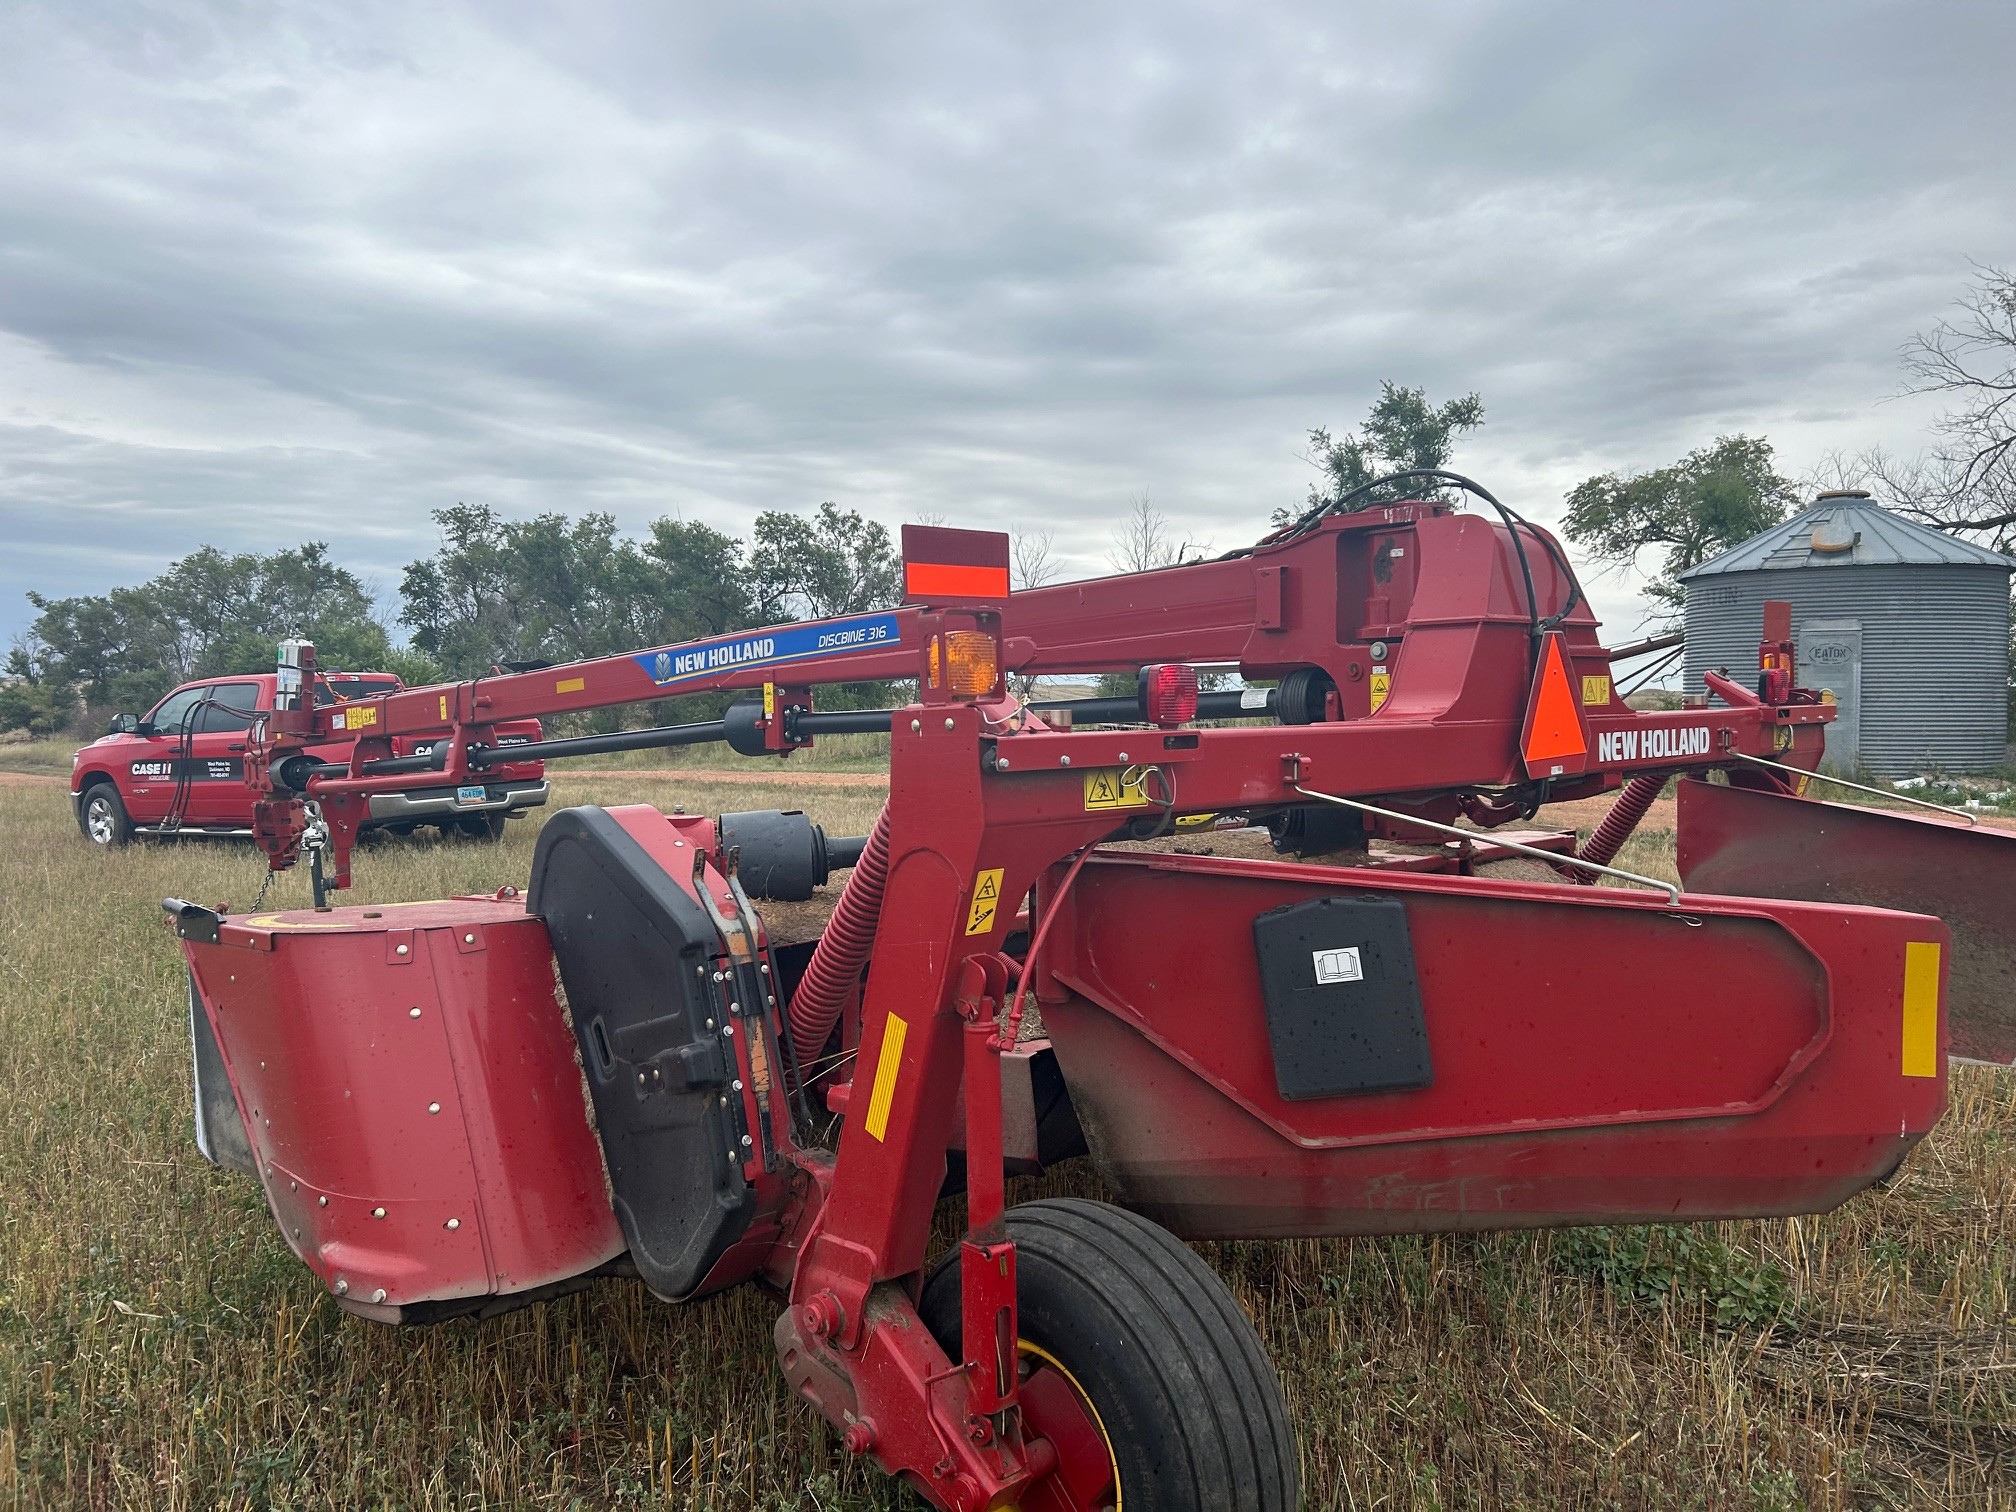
[{"xmin": 965, "ymin": 868, "xmax": 1005, "ymax": 935}]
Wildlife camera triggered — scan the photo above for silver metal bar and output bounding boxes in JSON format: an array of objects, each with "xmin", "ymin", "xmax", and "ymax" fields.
[
  {"xmin": 1286, "ymin": 781, "xmax": 1683, "ymax": 904},
  {"xmin": 1727, "ymin": 754, "xmax": 1978, "ymax": 827}
]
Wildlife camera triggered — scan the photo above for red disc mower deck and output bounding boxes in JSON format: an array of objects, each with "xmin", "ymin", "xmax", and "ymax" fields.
[{"xmin": 184, "ymin": 897, "xmax": 624, "ymax": 1320}]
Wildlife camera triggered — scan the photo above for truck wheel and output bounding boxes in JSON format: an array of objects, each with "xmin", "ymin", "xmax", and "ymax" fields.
[
  {"xmin": 455, "ymin": 813, "xmax": 509, "ymax": 842},
  {"xmin": 918, "ymin": 1198, "xmax": 1298, "ymax": 1512},
  {"xmin": 81, "ymin": 784, "xmax": 134, "ymax": 848}
]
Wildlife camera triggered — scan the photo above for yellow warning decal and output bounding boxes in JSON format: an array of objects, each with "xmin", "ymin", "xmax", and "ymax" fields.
[
  {"xmin": 1901, "ymin": 941, "xmax": 1941, "ymax": 1077},
  {"xmin": 1581, "ymin": 675, "xmax": 1612, "ymax": 706},
  {"xmin": 762, "ymin": 682, "xmax": 776, "ymax": 720},
  {"xmin": 555, "ymin": 676, "xmax": 585, "ymax": 694},
  {"xmin": 1083, "ymin": 768, "xmax": 1151, "ymax": 811},
  {"xmin": 1369, "ymin": 672, "xmax": 1391, "ymax": 712},
  {"xmin": 965, "ymin": 868, "xmax": 1005, "ymax": 935},
  {"xmin": 439, "ymin": 694, "xmax": 450, "ymax": 720},
  {"xmin": 863, "ymin": 1013, "xmax": 909, "ymax": 1141},
  {"xmin": 338, "ymin": 705, "xmax": 378, "ymax": 730}
]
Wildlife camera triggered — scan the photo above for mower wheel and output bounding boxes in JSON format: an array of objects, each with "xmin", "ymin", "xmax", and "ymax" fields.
[
  {"xmin": 919, "ymin": 1198, "xmax": 1298, "ymax": 1512},
  {"xmin": 80, "ymin": 783, "xmax": 134, "ymax": 848}
]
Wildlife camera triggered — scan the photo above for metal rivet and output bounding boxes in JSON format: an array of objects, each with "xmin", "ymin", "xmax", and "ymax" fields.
[
  {"xmin": 318, "ymin": 1196, "xmax": 328, "ymax": 1208},
  {"xmin": 395, "ymin": 944, "xmax": 409, "ymax": 956},
  {"xmin": 428, "ymin": 1102, "xmax": 441, "ymax": 1114},
  {"xmin": 409, "ymin": 1007, "xmax": 422, "ymax": 1018},
  {"xmin": 674, "ymin": 839, "xmax": 686, "ymax": 847},
  {"xmin": 729, "ymin": 1002, "xmax": 739, "ymax": 1013},
  {"xmin": 759, "ymin": 963, "xmax": 770, "ymax": 975},
  {"xmin": 292, "ymin": 1227, "xmax": 300, "ymax": 1238},
  {"xmin": 713, "ymin": 971, "xmax": 726, "ymax": 982},
  {"xmin": 371, "ymin": 1289, "xmax": 387, "ymax": 1304},
  {"xmin": 722, "ymin": 1023, "xmax": 735, "ymax": 1036},
  {"xmin": 372, "ymin": 1207, "xmax": 386, "ymax": 1219},
  {"xmin": 741, "ymin": 1134, "xmax": 752, "ymax": 1146},
  {"xmin": 944, "ymin": 718, "xmax": 955, "ymax": 731},
  {"xmin": 732, "ymin": 1078, "xmax": 744, "ymax": 1091},
  {"xmin": 1117, "ymin": 750, "xmax": 1130, "ymax": 761},
  {"xmin": 463, "ymin": 933, "xmax": 475, "ymax": 945},
  {"xmin": 910, "ymin": 719, "xmax": 922, "ymax": 733},
  {"xmin": 1059, "ymin": 755, "xmax": 1071, "ymax": 766},
  {"xmin": 705, "ymin": 1018, "xmax": 715, "ymax": 1030},
  {"xmin": 289, "ymin": 1180, "xmax": 297, "ymax": 1191},
  {"xmin": 998, "ymin": 758, "xmax": 1011, "ymax": 770},
  {"xmin": 445, "ymin": 1218, "xmax": 460, "ymax": 1231},
  {"xmin": 333, "ymin": 1278, "xmax": 348, "ymax": 1295}
]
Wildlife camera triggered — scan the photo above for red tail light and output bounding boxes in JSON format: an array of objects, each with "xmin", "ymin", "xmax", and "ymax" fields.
[{"xmin": 1139, "ymin": 664, "xmax": 1199, "ymax": 726}]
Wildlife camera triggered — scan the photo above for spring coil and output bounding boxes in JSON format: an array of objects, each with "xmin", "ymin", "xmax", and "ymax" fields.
[
  {"xmin": 787, "ymin": 804, "xmax": 892, "ymax": 1066},
  {"xmin": 1575, "ymin": 773, "xmax": 1665, "ymax": 878}
]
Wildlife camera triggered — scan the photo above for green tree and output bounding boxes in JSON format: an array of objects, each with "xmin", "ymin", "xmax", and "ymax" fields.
[
  {"xmin": 746, "ymin": 502, "xmax": 901, "ymax": 622},
  {"xmin": 18, "ymin": 543, "xmax": 396, "ymax": 721},
  {"xmin": 400, "ymin": 505, "xmax": 668, "ymax": 675},
  {"xmin": 1284, "ymin": 382, "xmax": 1486, "ymax": 525},
  {"xmin": 1563, "ymin": 436, "xmax": 1798, "ymax": 617}
]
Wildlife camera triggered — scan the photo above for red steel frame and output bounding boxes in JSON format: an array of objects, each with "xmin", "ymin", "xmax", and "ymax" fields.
[{"xmin": 230, "ymin": 505, "xmax": 1878, "ymax": 1509}]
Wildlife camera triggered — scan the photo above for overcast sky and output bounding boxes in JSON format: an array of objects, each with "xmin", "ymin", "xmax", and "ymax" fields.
[{"xmin": 2, "ymin": 0, "xmax": 2011, "ymax": 651}]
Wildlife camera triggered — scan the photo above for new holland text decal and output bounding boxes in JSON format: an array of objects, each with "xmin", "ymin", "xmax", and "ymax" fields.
[
  {"xmin": 632, "ymin": 613, "xmax": 900, "ymax": 688},
  {"xmin": 1595, "ymin": 726, "xmax": 1712, "ymax": 763}
]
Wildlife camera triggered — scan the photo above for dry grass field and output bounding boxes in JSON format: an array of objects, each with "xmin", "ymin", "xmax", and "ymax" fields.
[{"xmin": 2, "ymin": 770, "xmax": 2013, "ymax": 1509}]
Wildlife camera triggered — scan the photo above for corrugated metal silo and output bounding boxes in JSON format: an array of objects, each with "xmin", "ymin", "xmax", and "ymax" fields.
[{"xmin": 1680, "ymin": 491, "xmax": 2013, "ymax": 776}]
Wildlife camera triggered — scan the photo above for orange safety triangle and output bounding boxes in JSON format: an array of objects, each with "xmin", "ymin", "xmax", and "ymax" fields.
[{"xmin": 1523, "ymin": 635, "xmax": 1587, "ymax": 763}]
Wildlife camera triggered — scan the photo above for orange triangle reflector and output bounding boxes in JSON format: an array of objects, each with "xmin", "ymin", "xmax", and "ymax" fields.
[{"xmin": 1521, "ymin": 633, "xmax": 1589, "ymax": 776}]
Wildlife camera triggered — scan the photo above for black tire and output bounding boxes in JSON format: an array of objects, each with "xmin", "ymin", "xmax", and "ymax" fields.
[
  {"xmin": 80, "ymin": 783, "xmax": 134, "ymax": 848},
  {"xmin": 454, "ymin": 813, "xmax": 509, "ymax": 841},
  {"xmin": 918, "ymin": 1198, "xmax": 1298, "ymax": 1512}
]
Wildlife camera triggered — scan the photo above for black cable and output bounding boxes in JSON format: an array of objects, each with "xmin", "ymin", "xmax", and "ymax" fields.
[{"xmin": 1234, "ymin": 467, "xmax": 1582, "ymax": 641}]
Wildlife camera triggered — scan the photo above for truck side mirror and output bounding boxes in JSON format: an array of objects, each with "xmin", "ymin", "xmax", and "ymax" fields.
[{"xmin": 109, "ymin": 712, "xmax": 140, "ymax": 735}]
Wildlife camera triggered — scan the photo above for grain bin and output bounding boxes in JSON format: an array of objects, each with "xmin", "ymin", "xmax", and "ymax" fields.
[{"xmin": 1680, "ymin": 491, "xmax": 2013, "ymax": 776}]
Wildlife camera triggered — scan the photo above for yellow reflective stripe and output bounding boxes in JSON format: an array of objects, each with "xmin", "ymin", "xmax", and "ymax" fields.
[
  {"xmin": 1902, "ymin": 941, "xmax": 1941, "ymax": 1078},
  {"xmin": 862, "ymin": 1013, "xmax": 908, "ymax": 1141}
]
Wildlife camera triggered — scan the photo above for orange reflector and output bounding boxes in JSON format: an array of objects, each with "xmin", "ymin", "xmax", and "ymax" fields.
[
  {"xmin": 1521, "ymin": 633, "xmax": 1589, "ymax": 776},
  {"xmin": 941, "ymin": 631, "xmax": 1000, "ymax": 698},
  {"xmin": 905, "ymin": 561, "xmax": 1011, "ymax": 600}
]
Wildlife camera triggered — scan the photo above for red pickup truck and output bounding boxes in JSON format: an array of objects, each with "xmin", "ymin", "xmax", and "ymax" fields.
[{"xmin": 71, "ymin": 671, "xmax": 548, "ymax": 848}]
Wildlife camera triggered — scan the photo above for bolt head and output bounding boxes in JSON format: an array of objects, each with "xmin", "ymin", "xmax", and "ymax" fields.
[
  {"xmin": 944, "ymin": 717, "xmax": 955, "ymax": 730},
  {"xmin": 427, "ymin": 1102, "xmax": 441, "ymax": 1114},
  {"xmin": 372, "ymin": 1206, "xmax": 386, "ymax": 1219},
  {"xmin": 318, "ymin": 1196, "xmax": 328, "ymax": 1208},
  {"xmin": 732, "ymin": 1078, "xmax": 744, "ymax": 1091},
  {"xmin": 445, "ymin": 1218, "xmax": 460, "ymax": 1231},
  {"xmin": 371, "ymin": 1289, "xmax": 387, "ymax": 1304},
  {"xmin": 395, "ymin": 944, "xmax": 409, "ymax": 956},
  {"xmin": 910, "ymin": 719, "xmax": 922, "ymax": 734},
  {"xmin": 966, "ymin": 1415, "xmax": 991, "ymax": 1445},
  {"xmin": 1060, "ymin": 755, "xmax": 1071, "ymax": 766},
  {"xmin": 997, "ymin": 758, "xmax": 1011, "ymax": 770},
  {"xmin": 740, "ymin": 1134, "xmax": 752, "ymax": 1146},
  {"xmin": 408, "ymin": 1007, "xmax": 422, "ymax": 1018},
  {"xmin": 462, "ymin": 933, "xmax": 475, "ymax": 945},
  {"xmin": 843, "ymin": 1420, "xmax": 876, "ymax": 1455},
  {"xmin": 333, "ymin": 1278, "xmax": 348, "ymax": 1296}
]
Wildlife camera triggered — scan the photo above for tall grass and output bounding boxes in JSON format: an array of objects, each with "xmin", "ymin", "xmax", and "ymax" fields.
[{"xmin": 1, "ymin": 788, "xmax": 2011, "ymax": 1508}]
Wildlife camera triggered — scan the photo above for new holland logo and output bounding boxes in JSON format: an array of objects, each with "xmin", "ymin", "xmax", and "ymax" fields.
[
  {"xmin": 1595, "ymin": 726, "xmax": 1713, "ymax": 763},
  {"xmin": 633, "ymin": 613, "xmax": 900, "ymax": 688}
]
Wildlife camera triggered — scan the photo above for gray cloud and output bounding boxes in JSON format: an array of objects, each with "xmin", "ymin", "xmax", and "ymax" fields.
[{"xmin": 1, "ymin": 0, "xmax": 2011, "ymax": 645}]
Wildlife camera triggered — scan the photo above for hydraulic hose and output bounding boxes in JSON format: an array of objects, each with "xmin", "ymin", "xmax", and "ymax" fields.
[
  {"xmin": 1575, "ymin": 773, "xmax": 1666, "ymax": 879},
  {"xmin": 788, "ymin": 804, "xmax": 892, "ymax": 1067}
]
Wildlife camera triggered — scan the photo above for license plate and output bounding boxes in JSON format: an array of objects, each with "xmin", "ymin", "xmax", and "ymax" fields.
[{"xmin": 456, "ymin": 785, "xmax": 488, "ymax": 804}]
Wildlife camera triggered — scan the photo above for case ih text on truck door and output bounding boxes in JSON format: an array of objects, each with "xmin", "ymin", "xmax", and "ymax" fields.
[{"xmin": 72, "ymin": 672, "xmax": 548, "ymax": 846}]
